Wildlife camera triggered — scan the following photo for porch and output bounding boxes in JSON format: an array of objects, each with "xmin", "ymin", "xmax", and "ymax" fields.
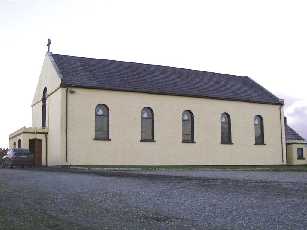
[{"xmin": 9, "ymin": 127, "xmax": 48, "ymax": 166}]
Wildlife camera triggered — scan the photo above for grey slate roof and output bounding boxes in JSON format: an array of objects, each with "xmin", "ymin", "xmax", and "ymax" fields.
[
  {"xmin": 51, "ymin": 53, "xmax": 282, "ymax": 105},
  {"xmin": 286, "ymin": 124, "xmax": 305, "ymax": 141}
]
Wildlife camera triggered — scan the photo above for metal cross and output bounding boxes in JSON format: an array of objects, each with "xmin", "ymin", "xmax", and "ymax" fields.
[{"xmin": 47, "ymin": 39, "xmax": 51, "ymax": 52}]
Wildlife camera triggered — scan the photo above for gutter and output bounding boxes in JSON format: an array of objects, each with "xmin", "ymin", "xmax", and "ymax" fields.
[{"xmin": 61, "ymin": 84, "xmax": 283, "ymax": 106}]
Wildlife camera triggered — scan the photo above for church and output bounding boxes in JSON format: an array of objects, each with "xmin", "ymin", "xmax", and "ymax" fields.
[{"xmin": 9, "ymin": 47, "xmax": 306, "ymax": 166}]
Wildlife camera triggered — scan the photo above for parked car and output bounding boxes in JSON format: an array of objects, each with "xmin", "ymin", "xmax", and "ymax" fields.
[
  {"xmin": 0, "ymin": 148, "xmax": 8, "ymax": 159},
  {"xmin": 1, "ymin": 149, "xmax": 34, "ymax": 168}
]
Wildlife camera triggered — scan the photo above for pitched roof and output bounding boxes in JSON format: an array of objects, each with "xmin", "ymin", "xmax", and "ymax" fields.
[
  {"xmin": 51, "ymin": 53, "xmax": 282, "ymax": 105},
  {"xmin": 286, "ymin": 124, "xmax": 305, "ymax": 141}
]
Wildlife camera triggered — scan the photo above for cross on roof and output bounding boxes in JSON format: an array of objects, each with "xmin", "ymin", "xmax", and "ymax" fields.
[{"xmin": 47, "ymin": 39, "xmax": 51, "ymax": 52}]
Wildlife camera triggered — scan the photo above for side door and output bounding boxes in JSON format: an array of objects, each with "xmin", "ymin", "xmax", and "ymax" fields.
[{"xmin": 29, "ymin": 139, "xmax": 42, "ymax": 167}]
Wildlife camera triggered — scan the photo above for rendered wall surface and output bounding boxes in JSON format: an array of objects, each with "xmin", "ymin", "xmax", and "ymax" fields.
[
  {"xmin": 32, "ymin": 54, "xmax": 62, "ymax": 128},
  {"xmin": 286, "ymin": 143, "xmax": 307, "ymax": 165},
  {"xmin": 64, "ymin": 88, "xmax": 286, "ymax": 166},
  {"xmin": 45, "ymin": 88, "xmax": 66, "ymax": 165},
  {"xmin": 31, "ymin": 54, "xmax": 65, "ymax": 165}
]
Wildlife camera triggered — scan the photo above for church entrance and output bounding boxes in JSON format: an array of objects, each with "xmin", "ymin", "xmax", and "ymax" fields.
[{"xmin": 29, "ymin": 139, "xmax": 42, "ymax": 167}]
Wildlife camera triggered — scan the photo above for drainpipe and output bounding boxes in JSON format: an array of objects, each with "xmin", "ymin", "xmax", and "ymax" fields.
[
  {"xmin": 279, "ymin": 101, "xmax": 285, "ymax": 164},
  {"xmin": 45, "ymin": 133, "xmax": 48, "ymax": 167},
  {"xmin": 65, "ymin": 87, "xmax": 68, "ymax": 164}
]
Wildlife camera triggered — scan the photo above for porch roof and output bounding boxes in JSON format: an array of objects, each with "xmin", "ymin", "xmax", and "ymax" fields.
[{"xmin": 9, "ymin": 127, "xmax": 48, "ymax": 139}]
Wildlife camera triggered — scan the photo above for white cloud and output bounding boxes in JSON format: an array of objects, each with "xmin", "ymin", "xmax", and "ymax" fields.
[{"xmin": 284, "ymin": 98, "xmax": 307, "ymax": 139}]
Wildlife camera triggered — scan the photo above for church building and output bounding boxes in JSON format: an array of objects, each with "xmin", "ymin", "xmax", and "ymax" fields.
[{"xmin": 8, "ymin": 49, "xmax": 306, "ymax": 166}]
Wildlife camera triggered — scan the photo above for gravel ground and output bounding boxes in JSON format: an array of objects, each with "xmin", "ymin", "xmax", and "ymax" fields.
[
  {"xmin": 0, "ymin": 168, "xmax": 307, "ymax": 230},
  {"xmin": 118, "ymin": 169, "xmax": 307, "ymax": 183}
]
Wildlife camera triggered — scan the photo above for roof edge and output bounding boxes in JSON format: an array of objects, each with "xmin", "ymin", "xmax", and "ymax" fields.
[
  {"xmin": 286, "ymin": 140, "xmax": 307, "ymax": 144},
  {"xmin": 245, "ymin": 76, "xmax": 283, "ymax": 105},
  {"xmin": 47, "ymin": 52, "xmax": 64, "ymax": 80},
  {"xmin": 286, "ymin": 124, "xmax": 306, "ymax": 142},
  {"xmin": 9, "ymin": 127, "xmax": 48, "ymax": 139}
]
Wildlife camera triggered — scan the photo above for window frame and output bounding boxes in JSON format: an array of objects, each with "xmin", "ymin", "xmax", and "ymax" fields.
[
  {"xmin": 254, "ymin": 115, "xmax": 265, "ymax": 145},
  {"xmin": 140, "ymin": 107, "xmax": 155, "ymax": 142},
  {"xmin": 182, "ymin": 110, "xmax": 195, "ymax": 143},
  {"xmin": 42, "ymin": 87, "xmax": 47, "ymax": 128},
  {"xmin": 297, "ymin": 148, "xmax": 305, "ymax": 160},
  {"xmin": 221, "ymin": 112, "xmax": 232, "ymax": 144},
  {"xmin": 94, "ymin": 104, "xmax": 110, "ymax": 141}
]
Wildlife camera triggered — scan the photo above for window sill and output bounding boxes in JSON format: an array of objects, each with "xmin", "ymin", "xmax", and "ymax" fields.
[
  {"xmin": 93, "ymin": 138, "xmax": 111, "ymax": 141},
  {"xmin": 140, "ymin": 139, "xmax": 156, "ymax": 142},
  {"xmin": 182, "ymin": 140, "xmax": 196, "ymax": 144},
  {"xmin": 254, "ymin": 143, "xmax": 266, "ymax": 145},
  {"xmin": 297, "ymin": 158, "xmax": 305, "ymax": 160},
  {"xmin": 221, "ymin": 142, "xmax": 234, "ymax": 145}
]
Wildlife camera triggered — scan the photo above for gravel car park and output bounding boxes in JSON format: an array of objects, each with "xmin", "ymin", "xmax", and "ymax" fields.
[{"xmin": 0, "ymin": 168, "xmax": 307, "ymax": 230}]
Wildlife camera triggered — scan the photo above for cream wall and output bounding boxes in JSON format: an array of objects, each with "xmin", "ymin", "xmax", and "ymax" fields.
[
  {"xmin": 32, "ymin": 53, "xmax": 61, "ymax": 128},
  {"xmin": 31, "ymin": 89, "xmax": 66, "ymax": 165},
  {"xmin": 66, "ymin": 88, "xmax": 285, "ymax": 166},
  {"xmin": 31, "ymin": 54, "xmax": 65, "ymax": 165},
  {"xmin": 46, "ymin": 88, "xmax": 66, "ymax": 165},
  {"xmin": 286, "ymin": 143, "xmax": 307, "ymax": 165}
]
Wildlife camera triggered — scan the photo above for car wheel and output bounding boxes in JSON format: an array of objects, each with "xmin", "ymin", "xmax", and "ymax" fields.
[
  {"xmin": 3, "ymin": 160, "xmax": 9, "ymax": 168},
  {"xmin": 1, "ymin": 161, "xmax": 5, "ymax": 168},
  {"xmin": 7, "ymin": 160, "xmax": 13, "ymax": 169}
]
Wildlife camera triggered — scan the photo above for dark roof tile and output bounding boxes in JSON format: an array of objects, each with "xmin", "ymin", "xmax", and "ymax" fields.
[
  {"xmin": 286, "ymin": 124, "xmax": 305, "ymax": 141},
  {"xmin": 51, "ymin": 53, "xmax": 281, "ymax": 105}
]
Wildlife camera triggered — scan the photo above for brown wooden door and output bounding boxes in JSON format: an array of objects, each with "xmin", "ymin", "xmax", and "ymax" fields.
[{"xmin": 29, "ymin": 139, "xmax": 42, "ymax": 167}]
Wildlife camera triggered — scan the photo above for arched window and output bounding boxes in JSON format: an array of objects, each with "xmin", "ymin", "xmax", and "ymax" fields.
[
  {"xmin": 17, "ymin": 139, "xmax": 21, "ymax": 148},
  {"xmin": 182, "ymin": 110, "xmax": 194, "ymax": 143},
  {"xmin": 95, "ymin": 104, "xmax": 109, "ymax": 140},
  {"xmin": 141, "ymin": 107, "xmax": 154, "ymax": 141},
  {"xmin": 221, "ymin": 113, "xmax": 232, "ymax": 144},
  {"xmin": 254, "ymin": 115, "xmax": 264, "ymax": 145},
  {"xmin": 42, "ymin": 87, "xmax": 47, "ymax": 128}
]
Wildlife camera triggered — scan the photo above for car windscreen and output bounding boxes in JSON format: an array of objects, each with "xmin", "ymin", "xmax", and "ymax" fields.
[{"xmin": 14, "ymin": 150, "xmax": 32, "ymax": 156}]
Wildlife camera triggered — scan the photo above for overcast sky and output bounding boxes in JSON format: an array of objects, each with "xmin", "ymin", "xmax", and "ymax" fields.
[{"xmin": 0, "ymin": 0, "xmax": 306, "ymax": 147}]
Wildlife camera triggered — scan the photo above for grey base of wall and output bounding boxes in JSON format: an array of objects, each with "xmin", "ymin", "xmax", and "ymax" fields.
[{"xmin": 47, "ymin": 164, "xmax": 307, "ymax": 172}]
